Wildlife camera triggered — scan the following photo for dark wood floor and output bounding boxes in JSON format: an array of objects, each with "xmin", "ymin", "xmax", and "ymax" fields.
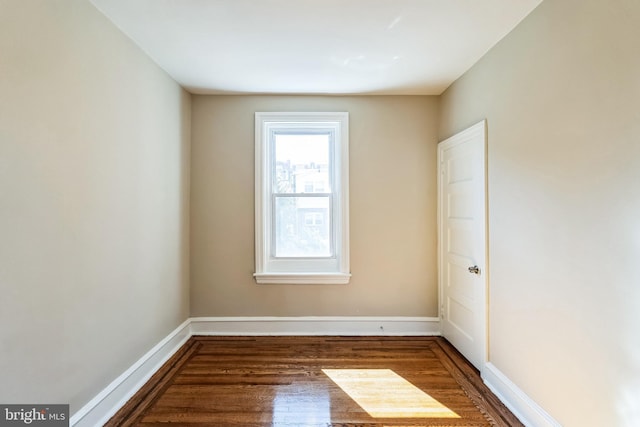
[{"xmin": 106, "ymin": 336, "xmax": 522, "ymax": 427}]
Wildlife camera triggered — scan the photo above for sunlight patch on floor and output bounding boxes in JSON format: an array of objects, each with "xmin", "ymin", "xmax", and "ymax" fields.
[{"xmin": 322, "ymin": 369, "xmax": 460, "ymax": 419}]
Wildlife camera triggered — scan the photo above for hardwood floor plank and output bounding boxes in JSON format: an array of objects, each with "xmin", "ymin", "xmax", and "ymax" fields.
[
  {"xmin": 105, "ymin": 339, "xmax": 202, "ymax": 427},
  {"xmin": 432, "ymin": 339, "xmax": 524, "ymax": 427},
  {"xmin": 106, "ymin": 336, "xmax": 521, "ymax": 426}
]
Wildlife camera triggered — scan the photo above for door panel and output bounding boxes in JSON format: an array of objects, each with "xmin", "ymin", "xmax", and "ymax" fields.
[{"xmin": 438, "ymin": 120, "xmax": 487, "ymax": 371}]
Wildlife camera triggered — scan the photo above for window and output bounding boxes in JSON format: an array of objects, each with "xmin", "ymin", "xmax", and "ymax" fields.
[
  {"xmin": 254, "ymin": 112, "xmax": 350, "ymax": 284},
  {"xmin": 304, "ymin": 212, "xmax": 324, "ymax": 226}
]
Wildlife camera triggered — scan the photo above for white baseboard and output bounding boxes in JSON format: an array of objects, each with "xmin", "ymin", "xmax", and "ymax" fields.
[
  {"xmin": 482, "ymin": 362, "xmax": 561, "ymax": 427},
  {"xmin": 70, "ymin": 319, "xmax": 192, "ymax": 427},
  {"xmin": 190, "ymin": 316, "xmax": 441, "ymax": 336},
  {"xmin": 71, "ymin": 316, "xmax": 439, "ymax": 426}
]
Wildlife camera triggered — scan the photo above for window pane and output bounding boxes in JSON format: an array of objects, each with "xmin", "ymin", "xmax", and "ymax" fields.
[
  {"xmin": 275, "ymin": 196, "xmax": 331, "ymax": 257},
  {"xmin": 274, "ymin": 133, "xmax": 330, "ymax": 194}
]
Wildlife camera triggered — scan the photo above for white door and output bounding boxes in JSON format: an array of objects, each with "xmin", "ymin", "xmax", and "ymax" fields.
[{"xmin": 438, "ymin": 120, "xmax": 487, "ymax": 371}]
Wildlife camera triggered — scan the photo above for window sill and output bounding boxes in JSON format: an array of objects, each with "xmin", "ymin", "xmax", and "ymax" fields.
[{"xmin": 253, "ymin": 272, "xmax": 351, "ymax": 285}]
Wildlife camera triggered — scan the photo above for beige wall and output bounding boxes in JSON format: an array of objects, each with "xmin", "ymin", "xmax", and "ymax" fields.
[
  {"xmin": 439, "ymin": 0, "xmax": 640, "ymax": 425},
  {"xmin": 0, "ymin": 0, "xmax": 190, "ymax": 414},
  {"xmin": 191, "ymin": 95, "xmax": 439, "ymax": 317}
]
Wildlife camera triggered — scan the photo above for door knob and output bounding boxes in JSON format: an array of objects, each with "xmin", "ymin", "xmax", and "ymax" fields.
[{"xmin": 468, "ymin": 265, "xmax": 480, "ymax": 275}]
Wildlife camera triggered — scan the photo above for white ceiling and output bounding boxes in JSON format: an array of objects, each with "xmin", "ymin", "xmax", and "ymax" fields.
[{"xmin": 90, "ymin": 0, "xmax": 543, "ymax": 95}]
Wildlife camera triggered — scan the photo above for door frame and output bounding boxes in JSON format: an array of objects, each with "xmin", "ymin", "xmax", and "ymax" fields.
[{"xmin": 437, "ymin": 119, "xmax": 489, "ymax": 372}]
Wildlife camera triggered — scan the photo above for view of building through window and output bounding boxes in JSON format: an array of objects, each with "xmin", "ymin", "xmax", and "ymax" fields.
[{"xmin": 273, "ymin": 133, "xmax": 332, "ymax": 257}]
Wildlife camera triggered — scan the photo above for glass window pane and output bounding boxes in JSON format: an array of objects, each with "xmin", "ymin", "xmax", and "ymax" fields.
[
  {"xmin": 274, "ymin": 196, "xmax": 331, "ymax": 257},
  {"xmin": 274, "ymin": 133, "xmax": 330, "ymax": 194}
]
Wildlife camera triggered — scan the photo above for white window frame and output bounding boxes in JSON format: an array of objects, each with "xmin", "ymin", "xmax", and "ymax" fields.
[{"xmin": 254, "ymin": 112, "xmax": 350, "ymax": 284}]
